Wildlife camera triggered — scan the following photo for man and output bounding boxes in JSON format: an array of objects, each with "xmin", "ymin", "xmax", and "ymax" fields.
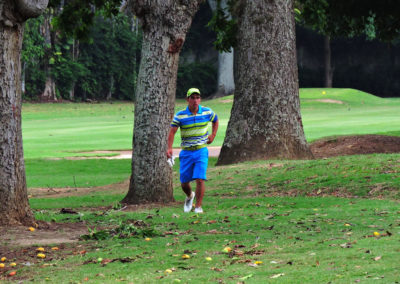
[{"xmin": 167, "ymin": 88, "xmax": 219, "ymax": 213}]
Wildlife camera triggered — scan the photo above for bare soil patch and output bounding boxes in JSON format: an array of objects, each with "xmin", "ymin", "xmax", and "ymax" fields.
[
  {"xmin": 309, "ymin": 135, "xmax": 400, "ymax": 159},
  {"xmin": 313, "ymin": 99, "xmax": 344, "ymax": 104}
]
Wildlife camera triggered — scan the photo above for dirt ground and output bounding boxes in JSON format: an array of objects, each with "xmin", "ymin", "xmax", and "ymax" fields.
[
  {"xmin": 309, "ymin": 134, "xmax": 400, "ymax": 158},
  {"xmin": 1, "ymin": 135, "xmax": 400, "ymax": 253}
]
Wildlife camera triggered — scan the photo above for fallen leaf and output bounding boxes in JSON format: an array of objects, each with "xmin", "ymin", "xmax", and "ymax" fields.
[
  {"xmin": 8, "ymin": 271, "xmax": 17, "ymax": 277},
  {"xmin": 373, "ymin": 256, "xmax": 382, "ymax": 261},
  {"xmin": 239, "ymin": 274, "xmax": 253, "ymax": 280},
  {"xmin": 101, "ymin": 259, "xmax": 112, "ymax": 265},
  {"xmin": 248, "ymin": 263, "xmax": 258, "ymax": 267},
  {"xmin": 270, "ymin": 273, "xmax": 285, "ymax": 279},
  {"xmin": 222, "ymin": 247, "xmax": 232, "ymax": 253}
]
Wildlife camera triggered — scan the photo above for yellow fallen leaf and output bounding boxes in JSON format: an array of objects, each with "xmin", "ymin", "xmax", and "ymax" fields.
[
  {"xmin": 254, "ymin": 261, "xmax": 263, "ymax": 265},
  {"xmin": 36, "ymin": 247, "xmax": 45, "ymax": 252},
  {"xmin": 10, "ymin": 263, "xmax": 16, "ymax": 267},
  {"xmin": 37, "ymin": 253, "xmax": 46, "ymax": 259},
  {"xmin": 51, "ymin": 247, "xmax": 59, "ymax": 250},
  {"xmin": 165, "ymin": 269, "xmax": 173, "ymax": 274},
  {"xmin": 28, "ymin": 227, "xmax": 35, "ymax": 232},
  {"xmin": 144, "ymin": 238, "xmax": 152, "ymax": 241},
  {"xmin": 181, "ymin": 254, "xmax": 190, "ymax": 259},
  {"xmin": 0, "ymin": 257, "xmax": 6, "ymax": 262},
  {"xmin": 344, "ymin": 223, "xmax": 351, "ymax": 227},
  {"xmin": 222, "ymin": 247, "xmax": 232, "ymax": 253},
  {"xmin": 205, "ymin": 257, "xmax": 212, "ymax": 261},
  {"xmin": 0, "ymin": 263, "xmax": 5, "ymax": 268},
  {"xmin": 373, "ymin": 232, "xmax": 380, "ymax": 237}
]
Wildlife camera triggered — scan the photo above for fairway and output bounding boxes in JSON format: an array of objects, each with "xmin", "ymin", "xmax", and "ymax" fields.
[{"xmin": 21, "ymin": 88, "xmax": 400, "ymax": 159}]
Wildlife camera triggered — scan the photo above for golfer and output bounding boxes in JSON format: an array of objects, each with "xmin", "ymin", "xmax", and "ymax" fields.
[{"xmin": 167, "ymin": 88, "xmax": 219, "ymax": 213}]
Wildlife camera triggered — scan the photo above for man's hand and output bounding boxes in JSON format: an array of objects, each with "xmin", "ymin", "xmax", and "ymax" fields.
[
  {"xmin": 207, "ymin": 120, "xmax": 219, "ymax": 144},
  {"xmin": 207, "ymin": 134, "xmax": 215, "ymax": 144},
  {"xmin": 167, "ymin": 126, "xmax": 178, "ymax": 157},
  {"xmin": 167, "ymin": 148, "xmax": 173, "ymax": 158}
]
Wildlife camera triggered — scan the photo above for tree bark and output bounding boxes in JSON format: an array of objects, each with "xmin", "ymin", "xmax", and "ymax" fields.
[
  {"xmin": 0, "ymin": 0, "xmax": 48, "ymax": 226},
  {"xmin": 122, "ymin": 0, "xmax": 202, "ymax": 204},
  {"xmin": 39, "ymin": 9, "xmax": 57, "ymax": 102},
  {"xmin": 217, "ymin": 0, "xmax": 313, "ymax": 165},
  {"xmin": 208, "ymin": 0, "xmax": 235, "ymax": 98},
  {"xmin": 324, "ymin": 35, "xmax": 333, "ymax": 88}
]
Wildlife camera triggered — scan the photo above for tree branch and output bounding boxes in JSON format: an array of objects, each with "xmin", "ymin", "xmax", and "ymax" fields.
[{"xmin": 16, "ymin": 0, "xmax": 49, "ymax": 19}]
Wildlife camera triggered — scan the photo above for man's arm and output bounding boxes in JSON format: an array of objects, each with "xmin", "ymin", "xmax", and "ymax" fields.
[
  {"xmin": 207, "ymin": 120, "xmax": 219, "ymax": 144},
  {"xmin": 167, "ymin": 126, "xmax": 178, "ymax": 158}
]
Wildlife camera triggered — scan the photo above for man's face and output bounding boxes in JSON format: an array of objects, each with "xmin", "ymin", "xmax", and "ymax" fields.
[{"xmin": 187, "ymin": 94, "xmax": 201, "ymax": 109}]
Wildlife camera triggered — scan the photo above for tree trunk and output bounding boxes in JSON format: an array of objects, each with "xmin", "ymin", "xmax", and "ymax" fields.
[
  {"xmin": 41, "ymin": 77, "xmax": 57, "ymax": 102},
  {"xmin": 106, "ymin": 76, "xmax": 114, "ymax": 101},
  {"xmin": 217, "ymin": 0, "xmax": 313, "ymax": 165},
  {"xmin": 69, "ymin": 38, "xmax": 79, "ymax": 101},
  {"xmin": 324, "ymin": 35, "xmax": 333, "ymax": 88},
  {"xmin": 0, "ymin": 0, "xmax": 48, "ymax": 226},
  {"xmin": 208, "ymin": 0, "xmax": 235, "ymax": 98},
  {"xmin": 122, "ymin": 0, "xmax": 202, "ymax": 205},
  {"xmin": 39, "ymin": 9, "xmax": 57, "ymax": 102}
]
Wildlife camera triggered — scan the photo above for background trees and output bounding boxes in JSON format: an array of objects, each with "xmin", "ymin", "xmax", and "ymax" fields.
[{"xmin": 297, "ymin": 0, "xmax": 400, "ymax": 89}]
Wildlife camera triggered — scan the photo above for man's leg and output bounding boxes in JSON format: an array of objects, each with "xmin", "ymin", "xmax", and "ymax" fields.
[
  {"xmin": 181, "ymin": 182, "xmax": 192, "ymax": 197},
  {"xmin": 195, "ymin": 179, "xmax": 205, "ymax": 208}
]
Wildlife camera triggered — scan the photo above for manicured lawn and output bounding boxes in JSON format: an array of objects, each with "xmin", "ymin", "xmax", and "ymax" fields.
[{"xmin": 22, "ymin": 88, "xmax": 400, "ymax": 159}]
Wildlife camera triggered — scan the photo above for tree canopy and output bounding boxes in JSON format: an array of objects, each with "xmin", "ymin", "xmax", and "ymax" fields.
[{"xmin": 297, "ymin": 0, "xmax": 400, "ymax": 41}]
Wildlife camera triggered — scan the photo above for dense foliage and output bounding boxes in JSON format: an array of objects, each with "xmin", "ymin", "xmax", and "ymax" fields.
[
  {"xmin": 22, "ymin": 13, "xmax": 141, "ymax": 101},
  {"xmin": 22, "ymin": 3, "xmax": 217, "ymax": 101}
]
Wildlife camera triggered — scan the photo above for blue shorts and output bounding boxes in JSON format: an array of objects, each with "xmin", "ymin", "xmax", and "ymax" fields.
[{"xmin": 179, "ymin": 147, "xmax": 209, "ymax": 183}]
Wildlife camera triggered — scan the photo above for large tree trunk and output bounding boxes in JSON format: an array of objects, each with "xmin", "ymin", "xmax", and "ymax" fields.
[
  {"xmin": 324, "ymin": 35, "xmax": 333, "ymax": 88},
  {"xmin": 122, "ymin": 0, "xmax": 202, "ymax": 204},
  {"xmin": 217, "ymin": 0, "xmax": 313, "ymax": 165},
  {"xmin": 208, "ymin": 0, "xmax": 235, "ymax": 98},
  {"xmin": 0, "ymin": 0, "xmax": 48, "ymax": 226}
]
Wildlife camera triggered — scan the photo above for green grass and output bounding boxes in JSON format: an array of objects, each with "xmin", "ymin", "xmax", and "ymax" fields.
[
  {"xmin": 2, "ymin": 88, "xmax": 399, "ymax": 283},
  {"xmin": 18, "ymin": 188, "xmax": 400, "ymax": 283},
  {"xmin": 26, "ymin": 159, "xmax": 131, "ymax": 188},
  {"xmin": 22, "ymin": 88, "xmax": 400, "ymax": 159}
]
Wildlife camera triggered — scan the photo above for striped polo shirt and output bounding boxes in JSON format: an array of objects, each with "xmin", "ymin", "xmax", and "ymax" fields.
[{"xmin": 171, "ymin": 105, "xmax": 218, "ymax": 149}]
